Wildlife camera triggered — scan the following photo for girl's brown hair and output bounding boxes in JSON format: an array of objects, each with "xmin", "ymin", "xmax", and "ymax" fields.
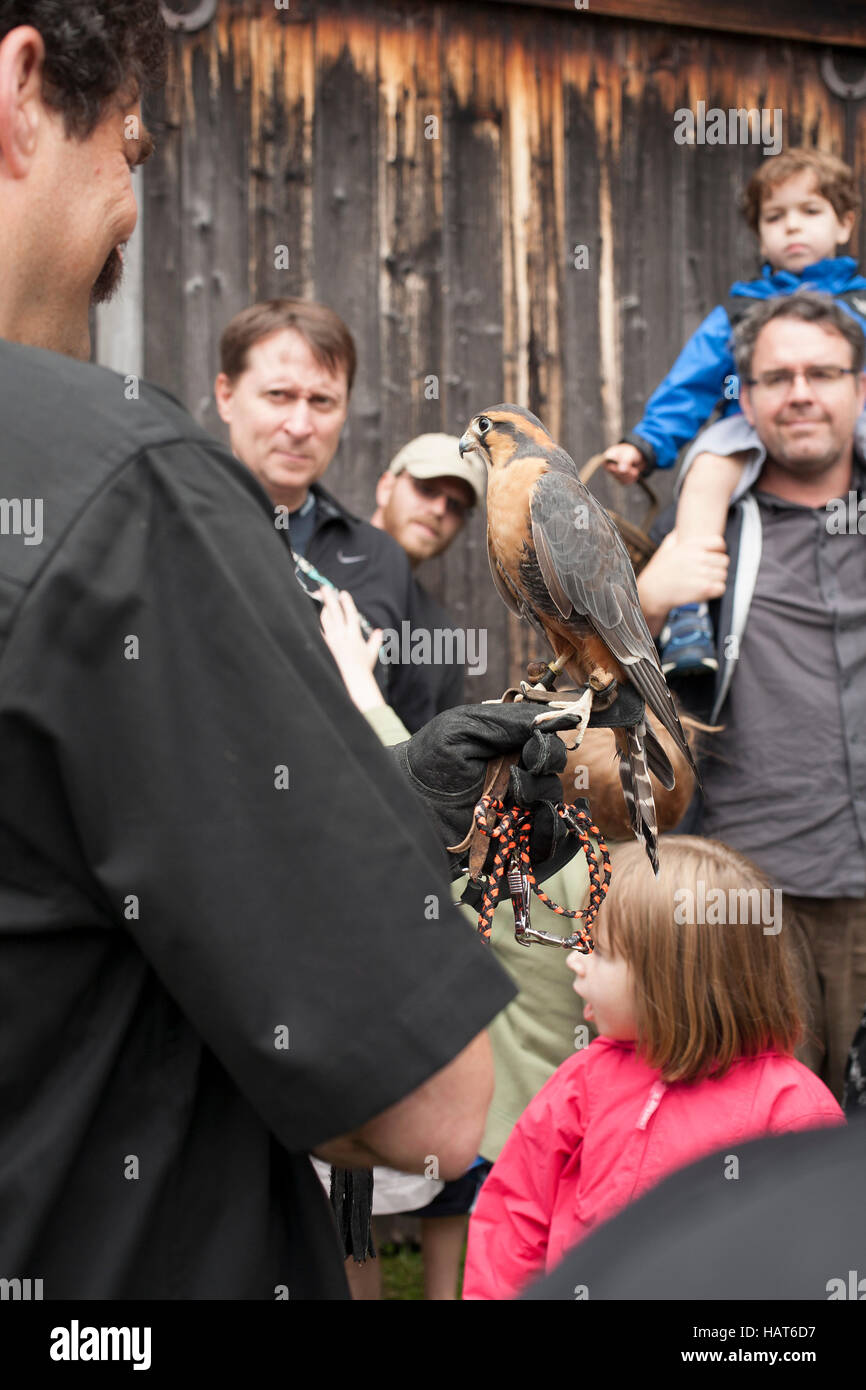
[
  {"xmin": 601, "ymin": 836, "xmax": 803, "ymax": 1084},
  {"xmin": 741, "ymin": 147, "xmax": 860, "ymax": 234}
]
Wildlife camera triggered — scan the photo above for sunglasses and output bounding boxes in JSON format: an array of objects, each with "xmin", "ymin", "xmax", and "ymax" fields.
[{"xmin": 407, "ymin": 474, "xmax": 474, "ymax": 520}]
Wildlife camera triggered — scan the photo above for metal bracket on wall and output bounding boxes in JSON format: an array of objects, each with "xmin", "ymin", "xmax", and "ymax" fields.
[
  {"xmin": 820, "ymin": 50, "xmax": 866, "ymax": 101},
  {"xmin": 160, "ymin": 0, "xmax": 218, "ymax": 33}
]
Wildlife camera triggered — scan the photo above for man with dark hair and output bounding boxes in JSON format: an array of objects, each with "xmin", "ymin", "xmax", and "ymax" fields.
[
  {"xmin": 0, "ymin": 1, "xmax": 162, "ymax": 358},
  {"xmin": 638, "ymin": 291, "xmax": 866, "ymax": 1101},
  {"xmin": 215, "ymin": 298, "xmax": 432, "ymax": 731},
  {"xmin": 0, "ymin": 5, "xmax": 598, "ymax": 1299}
]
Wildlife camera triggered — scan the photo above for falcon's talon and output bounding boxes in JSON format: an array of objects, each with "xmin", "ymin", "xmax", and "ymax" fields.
[
  {"xmin": 531, "ymin": 687, "xmax": 594, "ymax": 749},
  {"xmin": 518, "ymin": 680, "xmax": 559, "ymax": 702}
]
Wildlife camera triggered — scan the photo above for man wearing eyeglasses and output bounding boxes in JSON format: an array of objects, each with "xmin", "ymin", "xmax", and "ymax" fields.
[
  {"xmin": 370, "ymin": 434, "xmax": 487, "ymax": 728},
  {"xmin": 638, "ymin": 290, "xmax": 866, "ymax": 1102}
]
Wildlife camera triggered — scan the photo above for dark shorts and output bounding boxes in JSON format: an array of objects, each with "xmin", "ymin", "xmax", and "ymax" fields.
[{"xmin": 419, "ymin": 1160, "xmax": 493, "ymax": 1218}]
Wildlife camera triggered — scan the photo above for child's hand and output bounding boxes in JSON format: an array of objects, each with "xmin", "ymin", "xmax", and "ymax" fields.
[
  {"xmin": 318, "ymin": 588, "xmax": 385, "ymax": 712},
  {"xmin": 602, "ymin": 442, "xmax": 644, "ymax": 483}
]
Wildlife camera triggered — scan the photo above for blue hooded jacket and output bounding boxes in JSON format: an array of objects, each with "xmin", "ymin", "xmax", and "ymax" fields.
[{"xmin": 626, "ymin": 257, "xmax": 866, "ymax": 472}]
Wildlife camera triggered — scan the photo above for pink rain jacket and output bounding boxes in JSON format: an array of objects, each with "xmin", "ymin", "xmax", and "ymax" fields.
[{"xmin": 463, "ymin": 1037, "xmax": 843, "ymax": 1301}]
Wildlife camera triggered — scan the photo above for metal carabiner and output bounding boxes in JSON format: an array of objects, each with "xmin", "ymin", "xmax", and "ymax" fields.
[
  {"xmin": 507, "ymin": 857, "xmax": 533, "ymax": 945},
  {"xmin": 509, "ymin": 851, "xmax": 594, "ymax": 951}
]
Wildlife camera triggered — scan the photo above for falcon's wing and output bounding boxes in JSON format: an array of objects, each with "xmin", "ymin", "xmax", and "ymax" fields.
[{"xmin": 529, "ymin": 468, "xmax": 697, "ymax": 775}]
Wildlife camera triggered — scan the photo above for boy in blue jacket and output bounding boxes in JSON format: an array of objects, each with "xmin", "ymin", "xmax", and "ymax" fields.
[{"xmin": 604, "ymin": 148, "xmax": 865, "ymax": 674}]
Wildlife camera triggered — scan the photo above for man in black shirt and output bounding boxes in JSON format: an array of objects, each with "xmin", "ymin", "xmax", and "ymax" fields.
[
  {"xmin": 371, "ymin": 433, "xmax": 488, "ymax": 728},
  {"xmin": 0, "ymin": 336, "xmax": 523, "ymax": 1298}
]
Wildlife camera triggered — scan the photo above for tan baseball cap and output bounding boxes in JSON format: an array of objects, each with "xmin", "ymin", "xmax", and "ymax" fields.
[{"xmin": 387, "ymin": 433, "xmax": 486, "ymax": 506}]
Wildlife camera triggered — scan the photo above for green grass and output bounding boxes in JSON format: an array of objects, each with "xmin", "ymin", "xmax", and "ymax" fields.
[
  {"xmin": 378, "ymin": 1240, "xmax": 468, "ymax": 1301},
  {"xmin": 380, "ymin": 1245, "xmax": 426, "ymax": 1300}
]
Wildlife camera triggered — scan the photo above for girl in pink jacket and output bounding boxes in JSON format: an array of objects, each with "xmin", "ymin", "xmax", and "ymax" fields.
[{"xmin": 463, "ymin": 836, "xmax": 843, "ymax": 1301}]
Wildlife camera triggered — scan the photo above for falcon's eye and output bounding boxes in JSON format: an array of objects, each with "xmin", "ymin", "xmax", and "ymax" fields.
[{"xmin": 477, "ymin": 416, "xmax": 491, "ymax": 436}]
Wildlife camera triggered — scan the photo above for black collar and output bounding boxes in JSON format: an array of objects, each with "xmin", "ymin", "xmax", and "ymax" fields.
[{"xmin": 309, "ymin": 481, "xmax": 361, "ymax": 527}]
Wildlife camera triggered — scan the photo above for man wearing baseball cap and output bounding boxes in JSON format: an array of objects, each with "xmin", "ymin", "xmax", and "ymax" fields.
[{"xmin": 371, "ymin": 433, "xmax": 487, "ymax": 727}]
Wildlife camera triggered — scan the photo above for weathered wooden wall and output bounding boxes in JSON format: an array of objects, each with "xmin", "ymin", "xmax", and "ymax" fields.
[{"xmin": 132, "ymin": 0, "xmax": 866, "ymax": 698}]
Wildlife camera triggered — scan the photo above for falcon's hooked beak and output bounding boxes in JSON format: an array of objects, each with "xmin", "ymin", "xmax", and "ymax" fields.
[{"xmin": 458, "ymin": 427, "xmax": 480, "ymax": 459}]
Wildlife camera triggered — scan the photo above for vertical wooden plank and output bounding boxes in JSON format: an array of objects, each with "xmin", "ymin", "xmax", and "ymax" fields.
[
  {"xmin": 142, "ymin": 37, "xmax": 184, "ymax": 397},
  {"xmin": 272, "ymin": 17, "xmax": 316, "ymax": 302},
  {"xmin": 209, "ymin": 9, "xmax": 254, "ymax": 417},
  {"xmin": 520, "ymin": 13, "xmax": 566, "ymax": 441},
  {"xmin": 560, "ymin": 26, "xmax": 604, "ymax": 468},
  {"xmin": 248, "ymin": 17, "xmax": 315, "ymax": 304},
  {"xmin": 177, "ymin": 35, "xmax": 219, "ymax": 428},
  {"xmin": 312, "ymin": 3, "xmax": 381, "ymax": 517},
  {"xmin": 376, "ymin": 16, "xmax": 444, "ymax": 471},
  {"xmin": 438, "ymin": 5, "xmax": 511, "ymax": 699}
]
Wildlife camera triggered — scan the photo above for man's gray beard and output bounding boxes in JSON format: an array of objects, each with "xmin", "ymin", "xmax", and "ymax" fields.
[
  {"xmin": 91, "ymin": 247, "xmax": 124, "ymax": 305},
  {"xmin": 769, "ymin": 413, "xmax": 848, "ymax": 478},
  {"xmin": 773, "ymin": 442, "xmax": 843, "ymax": 477}
]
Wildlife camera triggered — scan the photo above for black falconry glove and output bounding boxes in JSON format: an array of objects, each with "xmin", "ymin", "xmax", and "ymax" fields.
[{"xmin": 391, "ymin": 686, "xmax": 645, "ymax": 895}]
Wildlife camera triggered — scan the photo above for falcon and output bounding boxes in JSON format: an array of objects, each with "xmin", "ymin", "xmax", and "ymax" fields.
[{"xmin": 458, "ymin": 404, "xmax": 699, "ymax": 874}]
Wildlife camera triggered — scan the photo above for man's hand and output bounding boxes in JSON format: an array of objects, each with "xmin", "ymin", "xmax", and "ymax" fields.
[
  {"xmin": 638, "ymin": 531, "xmax": 729, "ymax": 637},
  {"xmin": 603, "ymin": 441, "xmax": 644, "ymax": 484}
]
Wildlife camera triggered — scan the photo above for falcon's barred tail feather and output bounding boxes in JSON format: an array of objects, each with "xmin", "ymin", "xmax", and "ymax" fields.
[
  {"xmin": 643, "ymin": 720, "xmax": 677, "ymax": 791},
  {"xmin": 617, "ymin": 724, "xmax": 660, "ymax": 876}
]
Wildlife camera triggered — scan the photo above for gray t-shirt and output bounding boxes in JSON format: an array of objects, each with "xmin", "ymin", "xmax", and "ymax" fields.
[{"xmin": 701, "ymin": 481, "xmax": 866, "ymax": 897}]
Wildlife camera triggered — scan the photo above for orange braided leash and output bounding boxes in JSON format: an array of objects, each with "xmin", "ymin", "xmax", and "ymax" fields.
[{"xmin": 470, "ymin": 797, "xmax": 611, "ymax": 951}]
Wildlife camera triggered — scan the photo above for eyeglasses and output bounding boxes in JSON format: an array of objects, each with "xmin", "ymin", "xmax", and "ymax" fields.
[
  {"xmin": 407, "ymin": 474, "xmax": 474, "ymax": 520},
  {"xmin": 745, "ymin": 365, "xmax": 859, "ymax": 396}
]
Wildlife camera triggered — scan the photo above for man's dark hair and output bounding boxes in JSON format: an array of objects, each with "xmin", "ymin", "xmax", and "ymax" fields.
[
  {"xmin": 734, "ymin": 290, "xmax": 866, "ymax": 382},
  {"xmin": 0, "ymin": 1, "xmax": 167, "ymax": 138},
  {"xmin": 220, "ymin": 300, "xmax": 358, "ymax": 393}
]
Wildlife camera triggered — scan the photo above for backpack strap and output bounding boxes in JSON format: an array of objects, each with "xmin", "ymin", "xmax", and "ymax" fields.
[
  {"xmin": 724, "ymin": 292, "xmax": 751, "ymax": 331},
  {"xmin": 834, "ymin": 288, "xmax": 866, "ymax": 326}
]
